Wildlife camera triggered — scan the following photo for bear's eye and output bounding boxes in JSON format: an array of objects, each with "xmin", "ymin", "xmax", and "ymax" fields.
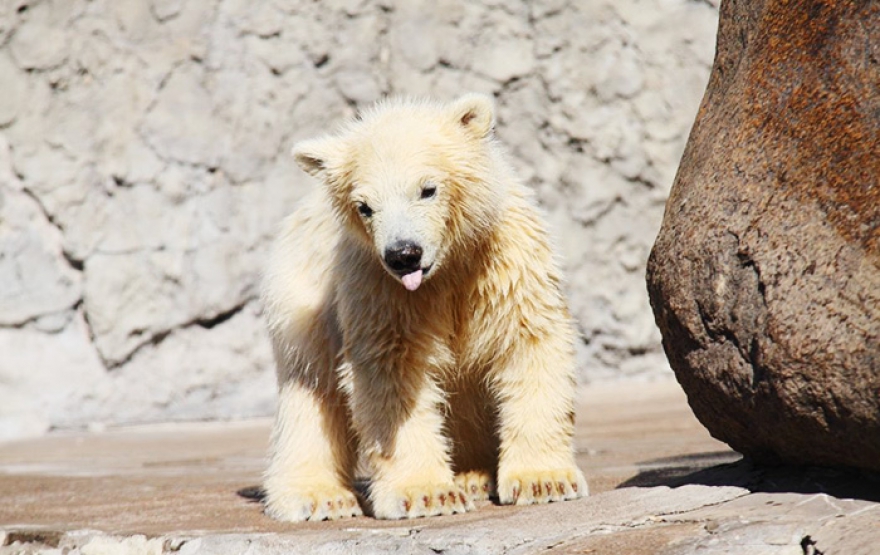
[
  {"xmin": 420, "ymin": 184, "xmax": 437, "ymax": 199},
  {"xmin": 356, "ymin": 203, "xmax": 373, "ymax": 218}
]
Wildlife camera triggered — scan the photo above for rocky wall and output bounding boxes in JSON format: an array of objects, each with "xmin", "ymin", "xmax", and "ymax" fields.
[{"xmin": 0, "ymin": 0, "xmax": 718, "ymax": 438}]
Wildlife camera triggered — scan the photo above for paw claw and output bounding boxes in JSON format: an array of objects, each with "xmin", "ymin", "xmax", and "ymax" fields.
[
  {"xmin": 454, "ymin": 470, "xmax": 494, "ymax": 503},
  {"xmin": 264, "ymin": 483, "xmax": 363, "ymax": 522},
  {"xmin": 497, "ymin": 467, "xmax": 588, "ymax": 506},
  {"xmin": 372, "ymin": 483, "xmax": 470, "ymax": 519}
]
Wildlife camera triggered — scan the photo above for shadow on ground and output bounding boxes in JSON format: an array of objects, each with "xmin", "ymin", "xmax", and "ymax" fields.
[
  {"xmin": 237, "ymin": 485, "xmax": 264, "ymax": 503},
  {"xmin": 621, "ymin": 454, "xmax": 880, "ymax": 503}
]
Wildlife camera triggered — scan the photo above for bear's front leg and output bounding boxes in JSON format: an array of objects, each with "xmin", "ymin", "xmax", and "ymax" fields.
[
  {"xmin": 493, "ymin": 337, "xmax": 588, "ymax": 506},
  {"xmin": 263, "ymin": 381, "xmax": 362, "ymax": 521},
  {"xmin": 347, "ymin": 366, "xmax": 471, "ymax": 519}
]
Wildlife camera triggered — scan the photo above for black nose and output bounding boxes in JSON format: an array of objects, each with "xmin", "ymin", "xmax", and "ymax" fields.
[{"xmin": 384, "ymin": 241, "xmax": 423, "ymax": 274}]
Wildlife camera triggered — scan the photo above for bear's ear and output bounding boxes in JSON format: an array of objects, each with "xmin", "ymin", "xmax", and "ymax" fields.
[
  {"xmin": 450, "ymin": 93, "xmax": 495, "ymax": 139},
  {"xmin": 291, "ymin": 137, "xmax": 340, "ymax": 179}
]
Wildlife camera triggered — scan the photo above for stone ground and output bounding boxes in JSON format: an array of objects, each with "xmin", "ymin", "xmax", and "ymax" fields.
[{"xmin": 1, "ymin": 381, "xmax": 878, "ymax": 555}]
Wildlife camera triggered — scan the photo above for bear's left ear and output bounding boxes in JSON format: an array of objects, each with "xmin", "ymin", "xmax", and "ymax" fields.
[
  {"xmin": 291, "ymin": 136, "xmax": 340, "ymax": 179},
  {"xmin": 450, "ymin": 93, "xmax": 495, "ymax": 139}
]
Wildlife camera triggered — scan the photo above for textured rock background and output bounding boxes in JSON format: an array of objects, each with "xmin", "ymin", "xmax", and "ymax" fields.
[{"xmin": 0, "ymin": 0, "xmax": 718, "ymax": 438}]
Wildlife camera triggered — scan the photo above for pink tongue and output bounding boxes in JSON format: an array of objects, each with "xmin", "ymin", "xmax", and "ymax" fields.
[{"xmin": 401, "ymin": 269, "xmax": 423, "ymax": 291}]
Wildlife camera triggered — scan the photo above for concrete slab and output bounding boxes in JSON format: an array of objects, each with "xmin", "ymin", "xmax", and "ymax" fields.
[{"xmin": 1, "ymin": 380, "xmax": 878, "ymax": 554}]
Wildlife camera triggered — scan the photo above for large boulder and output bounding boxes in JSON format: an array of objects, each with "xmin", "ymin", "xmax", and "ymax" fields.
[{"xmin": 646, "ymin": 0, "xmax": 880, "ymax": 471}]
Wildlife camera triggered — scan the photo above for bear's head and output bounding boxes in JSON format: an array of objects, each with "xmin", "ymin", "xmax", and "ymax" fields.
[{"xmin": 292, "ymin": 94, "xmax": 507, "ymax": 292}]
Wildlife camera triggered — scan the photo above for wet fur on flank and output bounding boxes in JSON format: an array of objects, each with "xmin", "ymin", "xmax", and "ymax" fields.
[{"xmin": 261, "ymin": 94, "xmax": 587, "ymax": 521}]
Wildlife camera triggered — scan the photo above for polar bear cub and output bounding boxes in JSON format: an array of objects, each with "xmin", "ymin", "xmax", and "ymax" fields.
[{"xmin": 262, "ymin": 94, "xmax": 587, "ymax": 521}]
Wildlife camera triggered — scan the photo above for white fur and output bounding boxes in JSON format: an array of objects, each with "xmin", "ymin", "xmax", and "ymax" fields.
[{"xmin": 262, "ymin": 94, "xmax": 587, "ymax": 521}]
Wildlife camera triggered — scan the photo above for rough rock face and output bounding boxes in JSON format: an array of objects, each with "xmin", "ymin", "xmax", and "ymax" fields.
[
  {"xmin": 0, "ymin": 0, "xmax": 720, "ymax": 437},
  {"xmin": 647, "ymin": 0, "xmax": 880, "ymax": 470}
]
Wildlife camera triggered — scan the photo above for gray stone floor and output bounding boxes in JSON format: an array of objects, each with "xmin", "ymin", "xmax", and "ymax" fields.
[{"xmin": 1, "ymin": 381, "xmax": 878, "ymax": 554}]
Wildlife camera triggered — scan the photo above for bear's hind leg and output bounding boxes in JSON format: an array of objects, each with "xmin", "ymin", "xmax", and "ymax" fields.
[
  {"xmin": 454, "ymin": 470, "xmax": 494, "ymax": 502},
  {"xmin": 446, "ymin": 379, "xmax": 498, "ymax": 503}
]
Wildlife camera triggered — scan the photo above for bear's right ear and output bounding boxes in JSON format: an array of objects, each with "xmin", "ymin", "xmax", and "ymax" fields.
[
  {"xmin": 291, "ymin": 137, "xmax": 339, "ymax": 179},
  {"xmin": 450, "ymin": 93, "xmax": 495, "ymax": 140}
]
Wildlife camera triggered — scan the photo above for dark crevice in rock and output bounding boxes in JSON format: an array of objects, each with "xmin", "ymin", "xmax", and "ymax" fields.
[
  {"xmin": 312, "ymin": 53, "xmax": 330, "ymax": 69},
  {"xmin": 195, "ymin": 303, "xmax": 246, "ymax": 330},
  {"xmin": 62, "ymin": 250, "xmax": 84, "ymax": 272},
  {"xmin": 104, "ymin": 300, "xmax": 253, "ymax": 370},
  {"xmin": 106, "ymin": 328, "xmax": 172, "ymax": 371},
  {"xmin": 20, "ymin": 187, "xmax": 86, "ymax": 279},
  {"xmin": 72, "ymin": 300, "xmax": 101, "ymax": 360},
  {"xmin": 748, "ymin": 336, "xmax": 767, "ymax": 386},
  {"xmin": 736, "ymin": 250, "xmax": 767, "ymax": 305},
  {"xmin": 112, "ymin": 174, "xmax": 134, "ymax": 188},
  {"xmin": 20, "ymin": 187, "xmax": 62, "ymax": 232},
  {"xmin": 694, "ymin": 298, "xmax": 736, "ymax": 350}
]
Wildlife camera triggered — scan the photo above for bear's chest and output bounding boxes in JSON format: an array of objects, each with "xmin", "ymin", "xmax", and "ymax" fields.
[{"xmin": 445, "ymin": 277, "xmax": 522, "ymax": 373}]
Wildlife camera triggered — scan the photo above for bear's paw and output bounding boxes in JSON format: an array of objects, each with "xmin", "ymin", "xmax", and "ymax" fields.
[
  {"xmin": 454, "ymin": 470, "xmax": 495, "ymax": 502},
  {"xmin": 370, "ymin": 482, "xmax": 473, "ymax": 519},
  {"xmin": 264, "ymin": 484, "xmax": 363, "ymax": 522},
  {"xmin": 497, "ymin": 467, "xmax": 588, "ymax": 506}
]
